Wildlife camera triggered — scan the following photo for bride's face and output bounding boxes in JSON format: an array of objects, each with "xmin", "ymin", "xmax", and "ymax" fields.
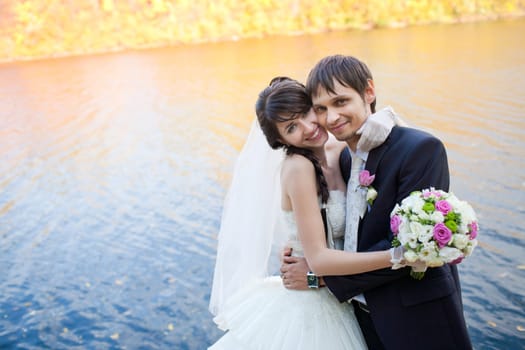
[{"xmin": 275, "ymin": 108, "xmax": 329, "ymax": 150}]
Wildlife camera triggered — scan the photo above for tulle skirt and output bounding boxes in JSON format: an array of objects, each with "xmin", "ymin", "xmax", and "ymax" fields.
[{"xmin": 209, "ymin": 276, "xmax": 367, "ymax": 350}]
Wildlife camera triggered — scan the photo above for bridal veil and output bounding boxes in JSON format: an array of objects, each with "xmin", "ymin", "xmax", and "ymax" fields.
[{"xmin": 209, "ymin": 120, "xmax": 286, "ymax": 317}]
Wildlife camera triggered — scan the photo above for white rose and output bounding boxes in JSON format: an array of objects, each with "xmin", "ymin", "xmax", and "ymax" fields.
[
  {"xmin": 404, "ymin": 196, "xmax": 425, "ymax": 212},
  {"xmin": 439, "ymin": 246, "xmax": 463, "ymax": 263},
  {"xmin": 401, "ymin": 194, "xmax": 416, "ymax": 207},
  {"xmin": 447, "ymin": 193, "xmax": 462, "ymax": 209},
  {"xmin": 419, "ymin": 242, "xmax": 439, "ymax": 262},
  {"xmin": 430, "ymin": 210, "xmax": 444, "ymax": 224},
  {"xmin": 457, "ymin": 222, "xmax": 469, "ymax": 235},
  {"xmin": 409, "ymin": 213, "xmax": 420, "ymax": 222},
  {"xmin": 451, "ymin": 234, "xmax": 469, "ymax": 250},
  {"xmin": 458, "ymin": 203, "xmax": 477, "ymax": 234},
  {"xmin": 399, "ymin": 202, "xmax": 410, "ymax": 213},
  {"xmin": 417, "ymin": 225, "xmax": 434, "ymax": 243},
  {"xmin": 398, "ymin": 221, "xmax": 411, "ymax": 235},
  {"xmin": 403, "ymin": 250, "xmax": 419, "ymax": 263},
  {"xmin": 464, "ymin": 240, "xmax": 478, "ymax": 256},
  {"xmin": 409, "ymin": 221, "xmax": 426, "ymax": 237},
  {"xmin": 366, "ymin": 187, "xmax": 378, "ymax": 203},
  {"xmin": 399, "ymin": 230, "xmax": 419, "ymax": 249},
  {"xmin": 407, "ymin": 235, "xmax": 419, "ymax": 249},
  {"xmin": 417, "ymin": 211, "xmax": 432, "ymax": 221},
  {"xmin": 462, "ymin": 204, "xmax": 477, "ymax": 224},
  {"xmin": 412, "ymin": 207, "xmax": 425, "ymax": 218},
  {"xmin": 442, "ymin": 195, "xmax": 476, "ymax": 233}
]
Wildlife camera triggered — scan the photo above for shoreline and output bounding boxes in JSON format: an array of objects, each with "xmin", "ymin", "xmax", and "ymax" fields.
[{"xmin": 1, "ymin": 13, "xmax": 524, "ymax": 65}]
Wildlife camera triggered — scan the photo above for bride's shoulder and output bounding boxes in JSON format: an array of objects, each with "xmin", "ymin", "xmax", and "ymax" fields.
[
  {"xmin": 282, "ymin": 153, "xmax": 314, "ymax": 171},
  {"xmin": 281, "ymin": 154, "xmax": 315, "ymax": 181}
]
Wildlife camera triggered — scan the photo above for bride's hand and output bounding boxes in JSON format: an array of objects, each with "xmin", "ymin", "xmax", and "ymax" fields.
[
  {"xmin": 280, "ymin": 255, "xmax": 310, "ymax": 290},
  {"xmin": 390, "ymin": 246, "xmax": 427, "ymax": 271}
]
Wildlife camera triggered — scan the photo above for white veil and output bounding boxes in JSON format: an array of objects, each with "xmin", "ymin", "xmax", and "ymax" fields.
[{"xmin": 209, "ymin": 119, "xmax": 286, "ymax": 317}]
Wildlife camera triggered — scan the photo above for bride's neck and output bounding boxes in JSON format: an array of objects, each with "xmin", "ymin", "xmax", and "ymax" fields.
[{"xmin": 313, "ymin": 149, "xmax": 328, "ymax": 167}]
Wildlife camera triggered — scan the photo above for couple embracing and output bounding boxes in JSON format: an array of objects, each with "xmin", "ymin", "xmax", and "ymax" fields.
[{"xmin": 209, "ymin": 55, "xmax": 472, "ymax": 350}]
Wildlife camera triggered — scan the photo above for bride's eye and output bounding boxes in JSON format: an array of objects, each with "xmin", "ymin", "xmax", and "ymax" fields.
[
  {"xmin": 313, "ymin": 106, "xmax": 326, "ymax": 114},
  {"xmin": 286, "ymin": 124, "xmax": 297, "ymax": 134}
]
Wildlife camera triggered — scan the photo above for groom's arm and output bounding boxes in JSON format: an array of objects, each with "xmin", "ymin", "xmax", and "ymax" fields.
[{"xmin": 325, "ymin": 133, "xmax": 451, "ymax": 301}]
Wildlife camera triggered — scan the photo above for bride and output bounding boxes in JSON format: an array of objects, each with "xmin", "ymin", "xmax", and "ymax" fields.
[{"xmin": 208, "ymin": 77, "xmax": 403, "ymax": 349}]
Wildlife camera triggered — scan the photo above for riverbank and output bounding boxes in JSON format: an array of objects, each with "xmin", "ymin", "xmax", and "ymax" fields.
[{"xmin": 1, "ymin": 0, "xmax": 524, "ymax": 63}]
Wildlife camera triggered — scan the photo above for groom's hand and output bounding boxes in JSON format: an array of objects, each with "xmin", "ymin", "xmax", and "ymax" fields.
[{"xmin": 280, "ymin": 252, "xmax": 310, "ymax": 290}]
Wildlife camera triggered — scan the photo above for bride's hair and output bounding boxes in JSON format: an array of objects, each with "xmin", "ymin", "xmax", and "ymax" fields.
[{"xmin": 255, "ymin": 77, "xmax": 329, "ymax": 203}]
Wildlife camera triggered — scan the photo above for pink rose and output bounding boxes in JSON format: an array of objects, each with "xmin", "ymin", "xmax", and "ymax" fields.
[
  {"xmin": 435, "ymin": 200, "xmax": 452, "ymax": 215},
  {"xmin": 359, "ymin": 170, "xmax": 375, "ymax": 187},
  {"xmin": 469, "ymin": 222, "xmax": 478, "ymax": 239},
  {"xmin": 390, "ymin": 215, "xmax": 402, "ymax": 235},
  {"xmin": 433, "ymin": 223, "xmax": 452, "ymax": 248},
  {"xmin": 423, "ymin": 190, "xmax": 442, "ymax": 198}
]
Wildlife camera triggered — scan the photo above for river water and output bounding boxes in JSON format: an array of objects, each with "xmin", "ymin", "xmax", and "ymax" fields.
[{"xmin": 0, "ymin": 19, "xmax": 524, "ymax": 350}]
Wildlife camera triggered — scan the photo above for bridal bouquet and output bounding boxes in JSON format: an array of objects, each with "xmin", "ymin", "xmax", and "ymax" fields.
[{"xmin": 390, "ymin": 188, "xmax": 478, "ymax": 280}]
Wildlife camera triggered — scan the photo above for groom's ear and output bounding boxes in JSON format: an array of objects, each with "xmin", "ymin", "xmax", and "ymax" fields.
[{"xmin": 365, "ymin": 79, "xmax": 376, "ymax": 105}]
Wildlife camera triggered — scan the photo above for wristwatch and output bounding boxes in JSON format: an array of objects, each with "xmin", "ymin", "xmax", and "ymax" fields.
[{"xmin": 306, "ymin": 271, "xmax": 319, "ymax": 289}]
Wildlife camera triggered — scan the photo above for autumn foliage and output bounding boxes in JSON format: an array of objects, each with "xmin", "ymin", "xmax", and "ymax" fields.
[{"xmin": 0, "ymin": 0, "xmax": 524, "ymax": 62}]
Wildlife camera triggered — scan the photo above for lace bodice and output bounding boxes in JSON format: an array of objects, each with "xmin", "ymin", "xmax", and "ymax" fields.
[{"xmin": 282, "ymin": 190, "xmax": 346, "ymax": 256}]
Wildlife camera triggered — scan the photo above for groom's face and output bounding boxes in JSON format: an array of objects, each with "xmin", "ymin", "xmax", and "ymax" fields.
[{"xmin": 311, "ymin": 79, "xmax": 375, "ymax": 149}]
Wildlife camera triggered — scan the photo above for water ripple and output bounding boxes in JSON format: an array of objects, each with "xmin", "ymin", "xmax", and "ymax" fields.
[{"xmin": 2, "ymin": 19, "xmax": 525, "ymax": 349}]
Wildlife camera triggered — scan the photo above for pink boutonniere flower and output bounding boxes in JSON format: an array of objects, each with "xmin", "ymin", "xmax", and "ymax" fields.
[{"xmin": 359, "ymin": 170, "xmax": 377, "ymax": 205}]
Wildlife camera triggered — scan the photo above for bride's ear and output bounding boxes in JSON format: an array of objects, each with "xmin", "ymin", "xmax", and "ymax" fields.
[{"xmin": 276, "ymin": 138, "xmax": 287, "ymax": 147}]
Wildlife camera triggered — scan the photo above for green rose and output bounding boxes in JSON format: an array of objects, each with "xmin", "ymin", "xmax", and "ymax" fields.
[
  {"xmin": 445, "ymin": 212, "xmax": 459, "ymax": 222},
  {"xmin": 422, "ymin": 202, "xmax": 435, "ymax": 213},
  {"xmin": 445, "ymin": 220, "xmax": 458, "ymax": 232}
]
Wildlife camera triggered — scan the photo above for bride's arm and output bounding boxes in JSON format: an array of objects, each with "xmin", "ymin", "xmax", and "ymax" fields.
[{"xmin": 282, "ymin": 155, "xmax": 392, "ymax": 277}]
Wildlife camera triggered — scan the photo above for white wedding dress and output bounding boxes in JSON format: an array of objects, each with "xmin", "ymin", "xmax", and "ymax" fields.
[{"xmin": 209, "ymin": 191, "xmax": 367, "ymax": 350}]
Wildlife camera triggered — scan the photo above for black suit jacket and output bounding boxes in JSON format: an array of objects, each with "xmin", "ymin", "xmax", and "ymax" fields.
[{"xmin": 324, "ymin": 126, "xmax": 472, "ymax": 350}]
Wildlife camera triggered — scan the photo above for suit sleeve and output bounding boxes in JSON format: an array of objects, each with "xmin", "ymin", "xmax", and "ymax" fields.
[{"xmin": 325, "ymin": 135, "xmax": 450, "ymax": 302}]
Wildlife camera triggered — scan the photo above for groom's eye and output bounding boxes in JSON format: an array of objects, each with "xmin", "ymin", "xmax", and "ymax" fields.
[{"xmin": 334, "ymin": 98, "xmax": 348, "ymax": 106}]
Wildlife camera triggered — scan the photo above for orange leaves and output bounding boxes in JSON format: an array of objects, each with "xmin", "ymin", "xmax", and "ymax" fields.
[{"xmin": 1, "ymin": 0, "xmax": 524, "ymax": 63}]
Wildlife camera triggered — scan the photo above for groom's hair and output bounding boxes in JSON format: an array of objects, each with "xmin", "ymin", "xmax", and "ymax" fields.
[{"xmin": 306, "ymin": 55, "xmax": 376, "ymax": 113}]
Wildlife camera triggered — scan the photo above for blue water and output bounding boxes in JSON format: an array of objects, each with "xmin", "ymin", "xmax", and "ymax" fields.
[{"xmin": 1, "ymin": 19, "xmax": 524, "ymax": 349}]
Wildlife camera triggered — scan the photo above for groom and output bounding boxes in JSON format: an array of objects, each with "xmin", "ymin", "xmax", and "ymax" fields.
[{"xmin": 280, "ymin": 55, "xmax": 472, "ymax": 350}]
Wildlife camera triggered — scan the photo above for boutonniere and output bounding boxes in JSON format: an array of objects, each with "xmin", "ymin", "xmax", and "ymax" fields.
[{"xmin": 359, "ymin": 170, "xmax": 377, "ymax": 205}]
